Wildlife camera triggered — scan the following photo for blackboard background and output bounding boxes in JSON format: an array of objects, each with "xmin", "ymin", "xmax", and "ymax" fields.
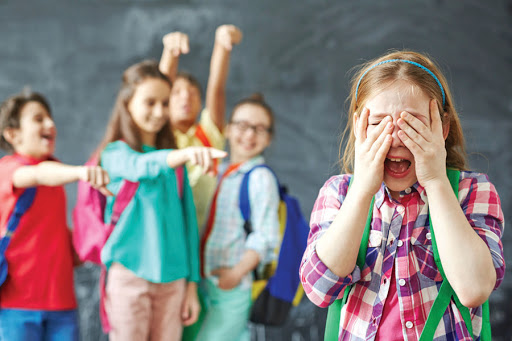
[{"xmin": 0, "ymin": 0, "xmax": 511, "ymax": 340}]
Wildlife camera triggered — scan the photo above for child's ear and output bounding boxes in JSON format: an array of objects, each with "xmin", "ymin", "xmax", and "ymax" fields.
[
  {"xmin": 442, "ymin": 113, "xmax": 450, "ymax": 140},
  {"xmin": 2, "ymin": 127, "xmax": 19, "ymax": 146}
]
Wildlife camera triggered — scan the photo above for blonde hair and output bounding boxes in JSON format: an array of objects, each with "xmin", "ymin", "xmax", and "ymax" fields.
[{"xmin": 340, "ymin": 50, "xmax": 467, "ymax": 173}]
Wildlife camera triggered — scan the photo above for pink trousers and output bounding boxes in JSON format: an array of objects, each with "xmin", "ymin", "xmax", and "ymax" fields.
[{"xmin": 106, "ymin": 263, "xmax": 186, "ymax": 341}]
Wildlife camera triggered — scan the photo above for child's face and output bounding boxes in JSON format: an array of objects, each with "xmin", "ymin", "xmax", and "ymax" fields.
[
  {"xmin": 169, "ymin": 78, "xmax": 202, "ymax": 132},
  {"xmin": 365, "ymin": 80, "xmax": 431, "ymax": 195},
  {"xmin": 8, "ymin": 101, "xmax": 56, "ymax": 159},
  {"xmin": 226, "ymin": 104, "xmax": 271, "ymax": 163},
  {"xmin": 128, "ymin": 78, "xmax": 171, "ymax": 139}
]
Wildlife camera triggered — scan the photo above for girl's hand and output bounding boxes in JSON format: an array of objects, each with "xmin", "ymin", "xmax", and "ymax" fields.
[
  {"xmin": 215, "ymin": 25, "xmax": 243, "ymax": 51},
  {"xmin": 181, "ymin": 282, "xmax": 200, "ymax": 326},
  {"xmin": 81, "ymin": 166, "xmax": 113, "ymax": 196},
  {"xmin": 162, "ymin": 32, "xmax": 190, "ymax": 57},
  {"xmin": 397, "ymin": 99, "xmax": 447, "ymax": 189},
  {"xmin": 351, "ymin": 107, "xmax": 393, "ymax": 198},
  {"xmin": 184, "ymin": 147, "xmax": 227, "ymax": 176},
  {"xmin": 211, "ymin": 267, "xmax": 243, "ymax": 290}
]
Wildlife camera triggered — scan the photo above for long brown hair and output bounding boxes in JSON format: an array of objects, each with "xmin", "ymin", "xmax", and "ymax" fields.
[
  {"xmin": 340, "ymin": 50, "xmax": 467, "ymax": 173},
  {"xmin": 97, "ymin": 60, "xmax": 176, "ymax": 154}
]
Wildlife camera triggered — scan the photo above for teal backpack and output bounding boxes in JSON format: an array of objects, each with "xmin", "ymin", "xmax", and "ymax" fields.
[{"xmin": 324, "ymin": 169, "xmax": 492, "ymax": 340}]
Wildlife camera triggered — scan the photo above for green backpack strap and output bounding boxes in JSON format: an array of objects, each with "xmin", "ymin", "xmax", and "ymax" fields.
[
  {"xmin": 420, "ymin": 169, "xmax": 491, "ymax": 340},
  {"xmin": 324, "ymin": 176, "xmax": 374, "ymax": 341}
]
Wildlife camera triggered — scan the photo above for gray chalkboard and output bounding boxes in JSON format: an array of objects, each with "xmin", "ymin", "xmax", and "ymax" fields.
[{"xmin": 0, "ymin": 0, "xmax": 511, "ymax": 340}]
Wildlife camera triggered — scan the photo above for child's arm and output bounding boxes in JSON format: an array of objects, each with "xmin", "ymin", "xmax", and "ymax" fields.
[
  {"xmin": 181, "ymin": 281, "xmax": 201, "ymax": 326},
  {"xmin": 159, "ymin": 32, "xmax": 189, "ymax": 82},
  {"xmin": 398, "ymin": 100, "xmax": 500, "ymax": 308},
  {"xmin": 205, "ymin": 24, "xmax": 243, "ymax": 131},
  {"xmin": 166, "ymin": 147, "xmax": 227, "ymax": 176},
  {"xmin": 211, "ymin": 249, "xmax": 260, "ymax": 290},
  {"xmin": 315, "ymin": 110, "xmax": 393, "ymax": 278},
  {"xmin": 12, "ymin": 161, "xmax": 112, "ymax": 195}
]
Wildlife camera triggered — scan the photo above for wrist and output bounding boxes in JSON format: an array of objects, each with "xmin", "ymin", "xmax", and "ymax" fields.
[
  {"xmin": 423, "ymin": 176, "xmax": 451, "ymax": 194},
  {"xmin": 78, "ymin": 166, "xmax": 88, "ymax": 182}
]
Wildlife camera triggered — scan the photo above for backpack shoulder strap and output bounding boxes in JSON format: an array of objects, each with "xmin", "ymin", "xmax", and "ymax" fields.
[
  {"xmin": 195, "ymin": 125, "xmax": 212, "ymax": 148},
  {"xmin": 239, "ymin": 164, "xmax": 279, "ymax": 235},
  {"xmin": 0, "ymin": 187, "xmax": 37, "ymax": 253},
  {"xmin": 325, "ymin": 175, "xmax": 374, "ymax": 341}
]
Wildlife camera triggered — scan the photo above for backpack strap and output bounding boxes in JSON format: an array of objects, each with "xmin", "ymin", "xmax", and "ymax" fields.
[
  {"xmin": 239, "ymin": 164, "xmax": 282, "ymax": 281},
  {"xmin": 0, "ymin": 187, "xmax": 37, "ymax": 255},
  {"xmin": 239, "ymin": 164, "xmax": 281, "ymax": 236},
  {"xmin": 421, "ymin": 169, "xmax": 491, "ymax": 340},
  {"xmin": 194, "ymin": 125, "xmax": 218, "ymax": 176},
  {"xmin": 195, "ymin": 125, "xmax": 212, "ymax": 148},
  {"xmin": 324, "ymin": 175, "xmax": 374, "ymax": 341}
]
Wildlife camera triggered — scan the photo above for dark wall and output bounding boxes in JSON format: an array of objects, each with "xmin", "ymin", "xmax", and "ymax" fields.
[{"xmin": 0, "ymin": 0, "xmax": 511, "ymax": 340}]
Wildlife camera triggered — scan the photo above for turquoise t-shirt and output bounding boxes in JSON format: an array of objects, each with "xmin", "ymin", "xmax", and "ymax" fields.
[{"xmin": 100, "ymin": 141, "xmax": 199, "ymax": 283}]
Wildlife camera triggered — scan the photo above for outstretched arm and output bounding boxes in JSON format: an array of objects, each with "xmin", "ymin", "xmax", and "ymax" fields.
[
  {"xmin": 159, "ymin": 31, "xmax": 190, "ymax": 82},
  {"xmin": 205, "ymin": 24, "xmax": 243, "ymax": 131},
  {"xmin": 13, "ymin": 161, "xmax": 112, "ymax": 195},
  {"xmin": 166, "ymin": 147, "xmax": 227, "ymax": 176}
]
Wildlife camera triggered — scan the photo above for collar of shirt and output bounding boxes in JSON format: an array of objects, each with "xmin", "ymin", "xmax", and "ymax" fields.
[
  {"xmin": 220, "ymin": 155, "xmax": 266, "ymax": 178},
  {"xmin": 374, "ymin": 181, "xmax": 426, "ymax": 209}
]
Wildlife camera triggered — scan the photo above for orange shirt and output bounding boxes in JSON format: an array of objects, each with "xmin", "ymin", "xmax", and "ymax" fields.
[{"xmin": 0, "ymin": 154, "xmax": 76, "ymax": 310}]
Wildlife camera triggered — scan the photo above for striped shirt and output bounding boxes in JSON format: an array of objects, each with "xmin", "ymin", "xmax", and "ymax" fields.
[
  {"xmin": 300, "ymin": 171, "xmax": 505, "ymax": 341},
  {"xmin": 203, "ymin": 156, "xmax": 280, "ymax": 289}
]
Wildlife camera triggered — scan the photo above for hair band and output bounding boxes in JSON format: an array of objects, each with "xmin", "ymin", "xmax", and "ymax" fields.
[{"xmin": 355, "ymin": 59, "xmax": 446, "ymax": 107}]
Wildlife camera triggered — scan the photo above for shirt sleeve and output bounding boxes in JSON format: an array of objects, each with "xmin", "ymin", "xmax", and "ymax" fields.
[
  {"xmin": 459, "ymin": 172, "xmax": 505, "ymax": 290},
  {"xmin": 244, "ymin": 168, "xmax": 280, "ymax": 264},
  {"xmin": 299, "ymin": 174, "xmax": 361, "ymax": 308},
  {"xmin": 100, "ymin": 142, "xmax": 171, "ymax": 182},
  {"xmin": 181, "ymin": 167, "xmax": 200, "ymax": 282},
  {"xmin": 198, "ymin": 108, "xmax": 226, "ymax": 150}
]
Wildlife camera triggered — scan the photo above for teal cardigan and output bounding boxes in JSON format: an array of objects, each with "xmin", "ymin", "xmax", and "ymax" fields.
[{"xmin": 100, "ymin": 141, "xmax": 199, "ymax": 283}]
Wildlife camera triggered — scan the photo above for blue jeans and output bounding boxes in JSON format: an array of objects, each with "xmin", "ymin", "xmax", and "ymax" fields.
[{"xmin": 0, "ymin": 308, "xmax": 79, "ymax": 341}]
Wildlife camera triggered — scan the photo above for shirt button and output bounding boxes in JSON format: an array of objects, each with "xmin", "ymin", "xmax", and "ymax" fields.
[
  {"xmin": 406, "ymin": 321, "xmax": 414, "ymax": 329},
  {"xmin": 397, "ymin": 240, "xmax": 404, "ymax": 247},
  {"xmin": 397, "ymin": 206, "xmax": 405, "ymax": 213},
  {"xmin": 399, "ymin": 279, "xmax": 406, "ymax": 286},
  {"xmin": 405, "ymin": 187, "xmax": 412, "ymax": 194},
  {"xmin": 426, "ymin": 232, "xmax": 432, "ymax": 240}
]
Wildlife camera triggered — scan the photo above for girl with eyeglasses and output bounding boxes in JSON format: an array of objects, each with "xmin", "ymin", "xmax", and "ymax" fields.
[{"xmin": 197, "ymin": 93, "xmax": 280, "ymax": 341}]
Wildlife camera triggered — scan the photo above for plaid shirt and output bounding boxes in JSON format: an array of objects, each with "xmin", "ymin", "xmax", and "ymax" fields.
[
  {"xmin": 203, "ymin": 156, "xmax": 280, "ymax": 289},
  {"xmin": 300, "ymin": 171, "xmax": 505, "ymax": 341}
]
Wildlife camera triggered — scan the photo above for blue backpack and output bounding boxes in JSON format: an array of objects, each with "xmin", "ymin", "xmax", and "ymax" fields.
[
  {"xmin": 0, "ymin": 187, "xmax": 37, "ymax": 287},
  {"xmin": 239, "ymin": 164, "xmax": 309, "ymax": 326}
]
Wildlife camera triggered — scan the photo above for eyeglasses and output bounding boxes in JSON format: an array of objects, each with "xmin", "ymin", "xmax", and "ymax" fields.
[{"xmin": 230, "ymin": 120, "xmax": 272, "ymax": 135}]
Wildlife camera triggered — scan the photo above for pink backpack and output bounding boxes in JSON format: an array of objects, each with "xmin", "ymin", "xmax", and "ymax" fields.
[{"xmin": 72, "ymin": 152, "xmax": 184, "ymax": 332}]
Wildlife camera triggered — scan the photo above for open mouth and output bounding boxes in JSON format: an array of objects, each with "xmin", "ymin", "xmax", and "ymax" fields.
[
  {"xmin": 384, "ymin": 158, "xmax": 411, "ymax": 178},
  {"xmin": 41, "ymin": 133, "xmax": 55, "ymax": 142}
]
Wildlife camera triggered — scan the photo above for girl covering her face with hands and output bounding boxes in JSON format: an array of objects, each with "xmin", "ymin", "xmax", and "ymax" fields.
[{"xmin": 300, "ymin": 51, "xmax": 504, "ymax": 340}]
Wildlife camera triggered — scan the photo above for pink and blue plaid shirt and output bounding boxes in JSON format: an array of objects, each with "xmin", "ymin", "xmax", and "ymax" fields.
[{"xmin": 300, "ymin": 171, "xmax": 505, "ymax": 341}]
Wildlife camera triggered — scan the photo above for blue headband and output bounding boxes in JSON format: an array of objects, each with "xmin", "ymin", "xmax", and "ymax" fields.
[{"xmin": 355, "ymin": 59, "xmax": 446, "ymax": 107}]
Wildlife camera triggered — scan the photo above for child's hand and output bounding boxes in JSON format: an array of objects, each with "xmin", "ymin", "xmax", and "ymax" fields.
[
  {"xmin": 397, "ymin": 99, "xmax": 448, "ymax": 189},
  {"xmin": 181, "ymin": 282, "xmax": 200, "ymax": 326},
  {"xmin": 184, "ymin": 147, "xmax": 227, "ymax": 176},
  {"xmin": 352, "ymin": 107, "xmax": 393, "ymax": 198},
  {"xmin": 211, "ymin": 267, "xmax": 243, "ymax": 290},
  {"xmin": 215, "ymin": 24, "xmax": 243, "ymax": 51},
  {"xmin": 162, "ymin": 31, "xmax": 190, "ymax": 57},
  {"xmin": 81, "ymin": 166, "xmax": 113, "ymax": 196}
]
